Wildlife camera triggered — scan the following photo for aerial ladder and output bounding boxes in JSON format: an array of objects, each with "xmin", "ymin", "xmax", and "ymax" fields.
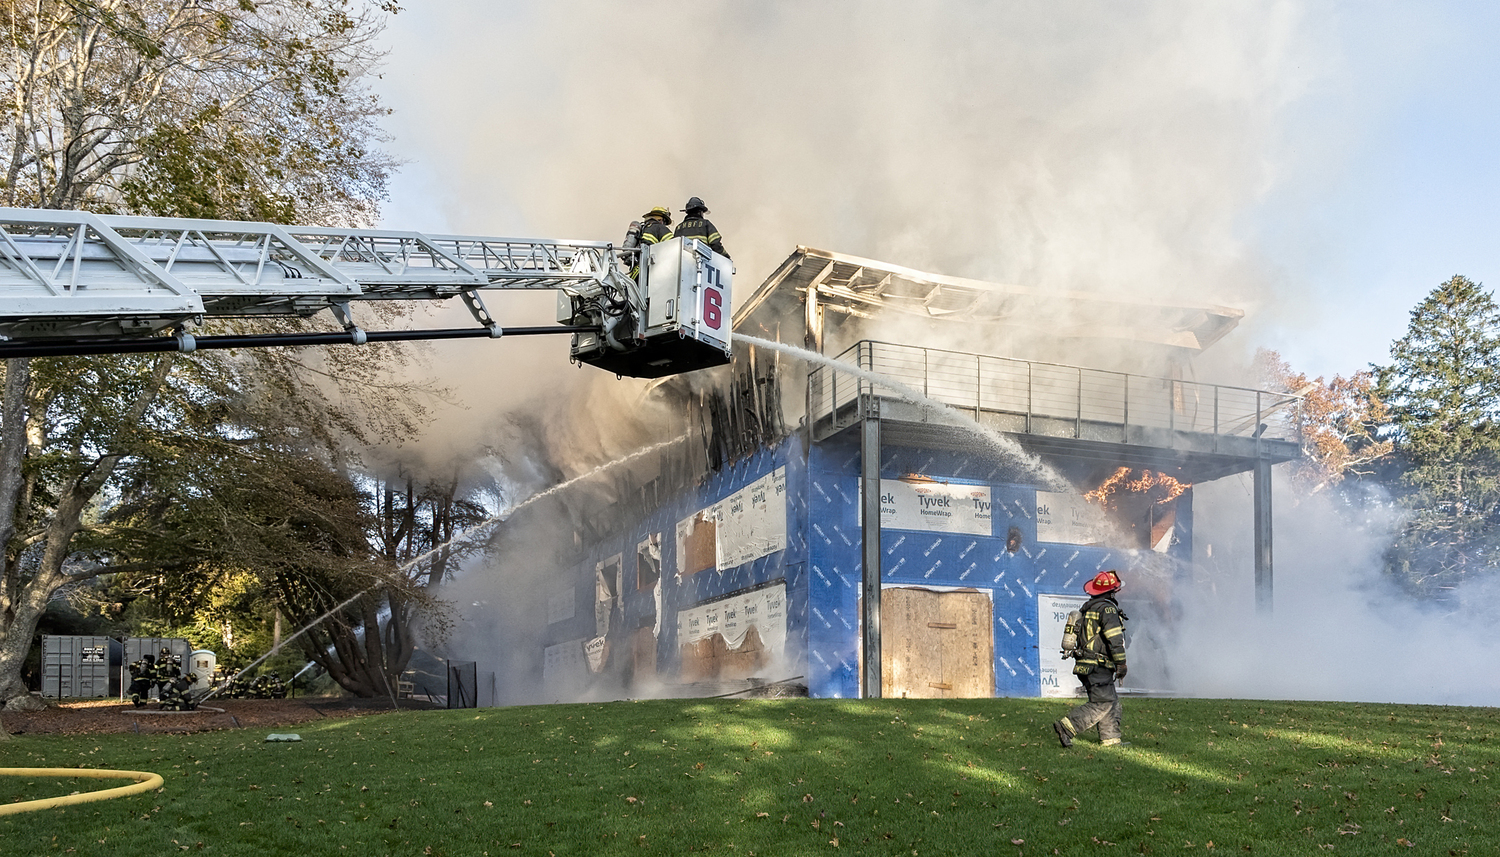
[{"xmin": 0, "ymin": 207, "xmax": 733, "ymax": 378}]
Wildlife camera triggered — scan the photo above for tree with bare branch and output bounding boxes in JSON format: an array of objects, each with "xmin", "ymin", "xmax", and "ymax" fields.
[
  {"xmin": 0, "ymin": 0, "xmax": 407, "ymax": 711},
  {"xmin": 0, "ymin": 0, "xmax": 398, "ymax": 222}
]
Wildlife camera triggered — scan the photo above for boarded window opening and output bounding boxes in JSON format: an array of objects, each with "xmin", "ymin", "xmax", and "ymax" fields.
[{"xmin": 879, "ymin": 587, "xmax": 994, "ymax": 699}]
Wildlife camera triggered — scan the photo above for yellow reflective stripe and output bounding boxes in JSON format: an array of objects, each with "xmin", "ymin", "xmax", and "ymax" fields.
[
  {"xmin": 641, "ymin": 234, "xmax": 661, "ymax": 244},
  {"xmin": 707, "ymin": 232, "xmax": 721, "ymax": 243}
]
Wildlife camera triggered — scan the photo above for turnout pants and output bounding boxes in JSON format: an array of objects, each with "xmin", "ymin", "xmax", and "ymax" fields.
[{"xmin": 1063, "ymin": 666, "xmax": 1123, "ymax": 743}]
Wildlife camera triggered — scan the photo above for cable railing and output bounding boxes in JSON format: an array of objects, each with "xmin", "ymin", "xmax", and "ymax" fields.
[{"xmin": 808, "ymin": 340, "xmax": 1301, "ymax": 444}]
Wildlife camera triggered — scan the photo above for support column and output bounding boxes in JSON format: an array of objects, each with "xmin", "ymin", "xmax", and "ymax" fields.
[
  {"xmin": 1253, "ymin": 455, "xmax": 1273, "ymax": 615},
  {"xmin": 860, "ymin": 402, "xmax": 883, "ymax": 698}
]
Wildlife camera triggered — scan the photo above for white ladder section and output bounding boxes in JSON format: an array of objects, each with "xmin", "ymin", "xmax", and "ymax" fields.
[{"xmin": 0, "ymin": 207, "xmax": 632, "ymax": 339}]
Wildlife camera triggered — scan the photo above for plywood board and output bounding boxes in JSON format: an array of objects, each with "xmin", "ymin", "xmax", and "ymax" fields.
[
  {"xmin": 675, "ymin": 468, "xmax": 788, "ymax": 576},
  {"xmin": 679, "ymin": 636, "xmax": 717, "ymax": 682},
  {"xmin": 718, "ymin": 625, "xmax": 767, "ymax": 680},
  {"xmin": 677, "ymin": 626, "xmax": 769, "ymax": 683},
  {"xmin": 881, "ymin": 588, "xmax": 942, "ymax": 698},
  {"xmin": 630, "ymin": 626, "xmax": 657, "ymax": 679},
  {"xmin": 943, "ymin": 591, "xmax": 995, "ymax": 698},
  {"xmin": 677, "ymin": 514, "xmax": 717, "ymax": 576},
  {"xmin": 880, "ymin": 587, "xmax": 994, "ymax": 699}
]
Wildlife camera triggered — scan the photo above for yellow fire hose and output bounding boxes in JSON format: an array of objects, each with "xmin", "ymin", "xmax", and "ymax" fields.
[{"xmin": 0, "ymin": 768, "xmax": 163, "ymax": 815}]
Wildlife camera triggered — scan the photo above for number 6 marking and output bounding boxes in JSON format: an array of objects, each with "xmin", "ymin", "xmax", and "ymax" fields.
[{"xmin": 703, "ymin": 287, "xmax": 723, "ymax": 329}]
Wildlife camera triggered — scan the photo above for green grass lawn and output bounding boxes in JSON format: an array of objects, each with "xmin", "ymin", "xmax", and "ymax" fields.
[{"xmin": 1, "ymin": 696, "xmax": 1495, "ymax": 855}]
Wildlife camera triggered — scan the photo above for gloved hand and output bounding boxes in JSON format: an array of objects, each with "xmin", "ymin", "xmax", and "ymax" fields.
[{"xmin": 1114, "ymin": 665, "xmax": 1128, "ymax": 681}]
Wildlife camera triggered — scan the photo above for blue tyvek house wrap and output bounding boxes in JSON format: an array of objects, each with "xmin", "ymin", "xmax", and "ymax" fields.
[
  {"xmin": 527, "ymin": 246, "xmax": 1295, "ymax": 702},
  {"xmin": 540, "ymin": 426, "xmax": 1194, "ymax": 700}
]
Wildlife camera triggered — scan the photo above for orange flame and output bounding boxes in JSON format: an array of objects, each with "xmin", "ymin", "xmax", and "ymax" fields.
[{"xmin": 1084, "ymin": 467, "xmax": 1190, "ymax": 506}]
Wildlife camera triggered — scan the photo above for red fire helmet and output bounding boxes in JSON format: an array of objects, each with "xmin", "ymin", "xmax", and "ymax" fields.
[{"xmin": 1084, "ymin": 569, "xmax": 1123, "ymax": 596}]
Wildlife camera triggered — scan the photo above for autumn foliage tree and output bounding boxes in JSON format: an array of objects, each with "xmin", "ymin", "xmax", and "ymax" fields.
[
  {"xmin": 0, "ymin": 0, "xmax": 410, "ymax": 710},
  {"xmin": 1255, "ymin": 348, "xmax": 1393, "ymax": 496}
]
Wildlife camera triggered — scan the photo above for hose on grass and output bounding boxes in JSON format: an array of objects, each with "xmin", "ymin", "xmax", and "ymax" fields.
[{"xmin": 0, "ymin": 768, "xmax": 163, "ymax": 815}]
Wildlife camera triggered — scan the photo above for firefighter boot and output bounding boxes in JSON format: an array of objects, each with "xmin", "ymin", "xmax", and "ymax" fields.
[{"xmin": 1052, "ymin": 719, "xmax": 1075, "ymax": 749}]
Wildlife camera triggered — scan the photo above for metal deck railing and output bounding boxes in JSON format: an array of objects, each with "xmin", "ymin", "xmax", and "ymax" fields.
[{"xmin": 808, "ymin": 341, "xmax": 1301, "ymax": 444}]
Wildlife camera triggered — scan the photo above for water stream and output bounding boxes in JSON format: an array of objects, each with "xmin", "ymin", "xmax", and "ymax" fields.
[
  {"xmin": 397, "ymin": 435, "xmax": 688, "ymax": 574},
  {"xmin": 738, "ymin": 335, "xmax": 1145, "ymax": 574},
  {"xmin": 736, "ymin": 334, "xmax": 1070, "ymax": 490},
  {"xmin": 209, "ymin": 436, "xmax": 688, "ymax": 695},
  {"xmin": 216, "ymin": 336, "xmax": 1125, "ymax": 699}
]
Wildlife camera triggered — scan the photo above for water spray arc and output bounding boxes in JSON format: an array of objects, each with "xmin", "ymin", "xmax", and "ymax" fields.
[
  {"xmin": 398, "ymin": 436, "xmax": 688, "ymax": 574},
  {"xmin": 207, "ymin": 436, "xmax": 689, "ymax": 701},
  {"xmin": 736, "ymin": 334, "xmax": 1069, "ymax": 489}
]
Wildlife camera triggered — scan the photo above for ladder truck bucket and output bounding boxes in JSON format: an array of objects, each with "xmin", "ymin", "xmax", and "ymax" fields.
[{"xmin": 563, "ymin": 237, "xmax": 732, "ymax": 379}]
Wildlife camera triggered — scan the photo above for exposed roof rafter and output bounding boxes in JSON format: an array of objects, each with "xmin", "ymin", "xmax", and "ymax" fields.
[{"xmin": 734, "ymin": 246, "xmax": 1243, "ymax": 354}]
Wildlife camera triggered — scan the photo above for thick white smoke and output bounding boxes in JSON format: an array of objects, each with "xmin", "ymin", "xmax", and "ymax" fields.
[
  {"xmin": 380, "ymin": 2, "xmax": 1310, "ymax": 302},
  {"xmin": 1177, "ymin": 473, "xmax": 1500, "ymax": 706},
  {"xmin": 356, "ymin": 3, "xmax": 1491, "ymax": 706},
  {"xmin": 372, "ymin": 0, "xmax": 1321, "ymax": 495}
]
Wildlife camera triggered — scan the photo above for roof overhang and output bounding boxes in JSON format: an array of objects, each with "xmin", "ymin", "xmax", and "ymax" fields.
[{"xmin": 734, "ymin": 247, "xmax": 1244, "ymax": 355}]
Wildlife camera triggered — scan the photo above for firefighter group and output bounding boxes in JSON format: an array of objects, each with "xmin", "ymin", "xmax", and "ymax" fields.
[
  {"xmin": 623, "ymin": 196, "xmax": 731, "ymax": 275},
  {"xmin": 126, "ymin": 648, "xmax": 287, "ymax": 710},
  {"xmin": 125, "ymin": 648, "xmax": 199, "ymax": 710}
]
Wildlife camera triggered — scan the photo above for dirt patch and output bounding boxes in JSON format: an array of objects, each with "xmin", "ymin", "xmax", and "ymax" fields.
[{"xmin": 1, "ymin": 696, "xmax": 442, "ymax": 736}]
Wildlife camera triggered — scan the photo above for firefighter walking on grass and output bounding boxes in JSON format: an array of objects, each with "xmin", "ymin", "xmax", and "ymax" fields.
[{"xmin": 1053, "ymin": 569, "xmax": 1130, "ymax": 748}]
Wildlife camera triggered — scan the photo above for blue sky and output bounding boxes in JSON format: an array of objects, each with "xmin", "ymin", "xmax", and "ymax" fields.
[
  {"xmin": 1239, "ymin": 2, "xmax": 1500, "ymax": 377},
  {"xmin": 372, "ymin": 2, "xmax": 1500, "ymax": 382}
]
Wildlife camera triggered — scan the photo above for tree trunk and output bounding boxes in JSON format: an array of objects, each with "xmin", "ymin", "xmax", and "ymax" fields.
[
  {"xmin": 296, "ymin": 589, "xmax": 416, "ymax": 699},
  {"xmin": 0, "ymin": 359, "xmax": 32, "ymax": 720},
  {"xmin": 0, "ymin": 356, "xmax": 171, "ymax": 706}
]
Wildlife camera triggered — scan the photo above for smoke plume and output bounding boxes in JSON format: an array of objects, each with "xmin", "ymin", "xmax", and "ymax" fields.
[{"xmin": 356, "ymin": 4, "xmax": 1487, "ymax": 706}]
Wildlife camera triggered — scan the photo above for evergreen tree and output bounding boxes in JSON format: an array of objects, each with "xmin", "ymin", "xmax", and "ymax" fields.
[{"xmin": 1377, "ymin": 274, "xmax": 1500, "ymax": 594}]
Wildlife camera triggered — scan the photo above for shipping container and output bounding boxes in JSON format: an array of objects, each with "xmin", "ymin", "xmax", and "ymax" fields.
[{"xmin": 41, "ymin": 635, "xmax": 121, "ymax": 698}]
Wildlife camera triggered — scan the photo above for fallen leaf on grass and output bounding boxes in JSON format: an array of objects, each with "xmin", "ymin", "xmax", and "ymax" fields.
[
  {"xmin": 1011, "ymin": 839, "xmax": 1024, "ymax": 846},
  {"xmin": 756, "ymin": 812, "xmax": 769, "ymax": 818},
  {"xmin": 1395, "ymin": 839, "xmax": 1414, "ymax": 847}
]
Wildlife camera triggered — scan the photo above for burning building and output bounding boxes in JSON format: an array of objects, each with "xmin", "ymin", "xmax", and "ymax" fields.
[{"xmin": 488, "ymin": 247, "xmax": 1301, "ymax": 702}]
